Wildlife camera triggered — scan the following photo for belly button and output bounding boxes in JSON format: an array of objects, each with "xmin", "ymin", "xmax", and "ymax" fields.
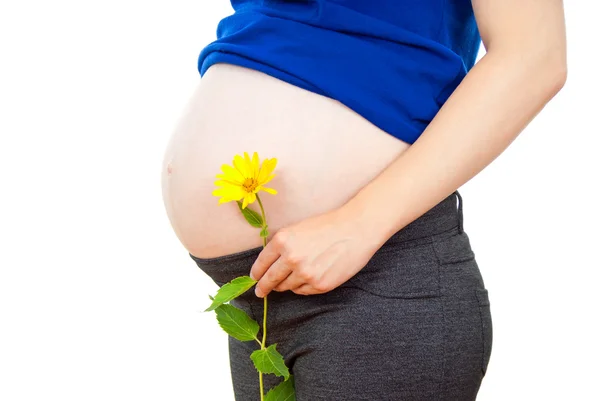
[{"xmin": 167, "ymin": 162, "xmax": 173, "ymax": 175}]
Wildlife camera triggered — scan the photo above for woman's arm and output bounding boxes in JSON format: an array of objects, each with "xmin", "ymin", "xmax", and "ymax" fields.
[
  {"xmin": 339, "ymin": 0, "xmax": 567, "ymax": 248},
  {"xmin": 250, "ymin": 0, "xmax": 567, "ymax": 298}
]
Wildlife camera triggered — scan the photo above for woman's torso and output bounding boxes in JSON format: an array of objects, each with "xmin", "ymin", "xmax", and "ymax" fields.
[{"xmin": 161, "ymin": 63, "xmax": 411, "ymax": 259}]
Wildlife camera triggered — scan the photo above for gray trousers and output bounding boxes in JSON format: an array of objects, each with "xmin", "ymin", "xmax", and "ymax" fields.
[{"xmin": 190, "ymin": 190, "xmax": 493, "ymax": 400}]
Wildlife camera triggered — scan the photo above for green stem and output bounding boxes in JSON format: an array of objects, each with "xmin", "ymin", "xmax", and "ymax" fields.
[
  {"xmin": 259, "ymin": 294, "xmax": 268, "ymax": 401},
  {"xmin": 255, "ymin": 194, "xmax": 269, "ymax": 401},
  {"xmin": 256, "ymin": 194, "xmax": 268, "ymax": 248},
  {"xmin": 262, "ymin": 295, "xmax": 268, "ymax": 347},
  {"xmin": 259, "ymin": 371, "xmax": 264, "ymax": 401}
]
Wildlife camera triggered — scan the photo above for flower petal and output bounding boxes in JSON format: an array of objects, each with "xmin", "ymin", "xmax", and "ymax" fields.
[
  {"xmin": 243, "ymin": 152, "xmax": 256, "ymax": 178},
  {"xmin": 242, "ymin": 194, "xmax": 250, "ymax": 209},
  {"xmin": 247, "ymin": 191, "xmax": 256, "ymax": 204},
  {"xmin": 259, "ymin": 186, "xmax": 278, "ymax": 195},
  {"xmin": 215, "ymin": 174, "xmax": 242, "ymax": 186},
  {"xmin": 251, "ymin": 152, "xmax": 259, "ymax": 180},
  {"xmin": 214, "ymin": 180, "xmax": 240, "ymax": 188},
  {"xmin": 220, "ymin": 164, "xmax": 245, "ymax": 183},
  {"xmin": 213, "ymin": 186, "xmax": 246, "ymax": 200},
  {"xmin": 257, "ymin": 158, "xmax": 277, "ymax": 184},
  {"xmin": 260, "ymin": 173, "xmax": 276, "ymax": 186},
  {"xmin": 233, "ymin": 155, "xmax": 248, "ymax": 178}
]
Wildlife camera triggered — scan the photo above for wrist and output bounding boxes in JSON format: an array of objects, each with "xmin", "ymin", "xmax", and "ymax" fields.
[{"xmin": 335, "ymin": 195, "xmax": 395, "ymax": 253}]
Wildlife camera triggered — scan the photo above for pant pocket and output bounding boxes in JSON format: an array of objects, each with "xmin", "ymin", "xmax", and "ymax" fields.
[
  {"xmin": 432, "ymin": 229, "xmax": 476, "ymax": 264},
  {"xmin": 476, "ymin": 288, "xmax": 493, "ymax": 377}
]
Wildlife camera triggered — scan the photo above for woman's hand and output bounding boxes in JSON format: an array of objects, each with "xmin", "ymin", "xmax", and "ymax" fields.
[{"xmin": 249, "ymin": 207, "xmax": 381, "ymax": 297}]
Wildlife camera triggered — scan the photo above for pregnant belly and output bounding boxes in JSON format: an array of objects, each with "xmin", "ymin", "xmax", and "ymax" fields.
[{"xmin": 161, "ymin": 63, "xmax": 411, "ymax": 259}]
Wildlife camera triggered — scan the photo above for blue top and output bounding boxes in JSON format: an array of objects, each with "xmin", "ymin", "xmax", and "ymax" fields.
[{"xmin": 198, "ymin": 0, "xmax": 481, "ymax": 144}]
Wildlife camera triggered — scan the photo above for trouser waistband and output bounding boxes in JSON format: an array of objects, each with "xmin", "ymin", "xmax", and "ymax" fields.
[{"xmin": 189, "ymin": 190, "xmax": 464, "ymax": 285}]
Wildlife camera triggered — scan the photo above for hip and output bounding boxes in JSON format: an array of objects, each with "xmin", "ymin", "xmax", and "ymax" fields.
[{"xmin": 194, "ymin": 191, "xmax": 493, "ymax": 396}]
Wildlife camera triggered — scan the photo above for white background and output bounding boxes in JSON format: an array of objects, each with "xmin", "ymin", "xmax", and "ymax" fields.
[{"xmin": 1, "ymin": 1, "xmax": 598, "ymax": 400}]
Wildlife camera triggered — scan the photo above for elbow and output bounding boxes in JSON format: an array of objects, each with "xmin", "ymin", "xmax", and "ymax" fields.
[
  {"xmin": 488, "ymin": 44, "xmax": 568, "ymax": 99},
  {"xmin": 537, "ymin": 46, "xmax": 568, "ymax": 98},
  {"xmin": 498, "ymin": 42, "xmax": 568, "ymax": 97},
  {"xmin": 547, "ymin": 57, "xmax": 568, "ymax": 96}
]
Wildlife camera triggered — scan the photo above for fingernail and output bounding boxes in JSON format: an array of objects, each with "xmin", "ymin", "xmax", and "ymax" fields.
[
  {"xmin": 249, "ymin": 272, "xmax": 256, "ymax": 281},
  {"xmin": 255, "ymin": 288, "xmax": 262, "ymax": 298}
]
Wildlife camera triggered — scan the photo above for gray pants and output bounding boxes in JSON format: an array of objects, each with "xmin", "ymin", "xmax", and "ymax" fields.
[{"xmin": 190, "ymin": 190, "xmax": 493, "ymax": 400}]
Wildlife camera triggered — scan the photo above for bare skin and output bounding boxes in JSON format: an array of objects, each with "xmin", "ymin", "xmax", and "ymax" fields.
[
  {"xmin": 163, "ymin": 0, "xmax": 567, "ymax": 298},
  {"xmin": 248, "ymin": 0, "xmax": 567, "ymax": 297},
  {"xmin": 161, "ymin": 63, "xmax": 411, "ymax": 260}
]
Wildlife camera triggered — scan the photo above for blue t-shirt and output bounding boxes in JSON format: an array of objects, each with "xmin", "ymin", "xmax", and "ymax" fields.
[{"xmin": 198, "ymin": 0, "xmax": 481, "ymax": 144}]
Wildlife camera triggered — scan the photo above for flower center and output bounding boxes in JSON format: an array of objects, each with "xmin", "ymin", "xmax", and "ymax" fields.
[{"xmin": 242, "ymin": 178, "xmax": 258, "ymax": 193}]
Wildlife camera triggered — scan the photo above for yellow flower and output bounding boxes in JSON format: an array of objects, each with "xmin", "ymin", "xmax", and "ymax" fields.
[{"xmin": 212, "ymin": 151, "xmax": 278, "ymax": 209}]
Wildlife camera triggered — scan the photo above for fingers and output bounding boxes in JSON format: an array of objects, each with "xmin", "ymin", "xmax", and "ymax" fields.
[
  {"xmin": 251, "ymin": 231, "xmax": 307, "ymax": 298},
  {"xmin": 273, "ymin": 270, "xmax": 305, "ymax": 293},
  {"xmin": 250, "ymin": 232, "xmax": 292, "ymax": 298},
  {"xmin": 249, "ymin": 236, "xmax": 282, "ymax": 282},
  {"xmin": 254, "ymin": 258, "xmax": 294, "ymax": 298},
  {"xmin": 250, "ymin": 230, "xmax": 331, "ymax": 297},
  {"xmin": 292, "ymin": 283, "xmax": 313, "ymax": 296}
]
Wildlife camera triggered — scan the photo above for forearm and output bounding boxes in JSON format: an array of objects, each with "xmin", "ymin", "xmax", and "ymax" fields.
[{"xmin": 339, "ymin": 49, "xmax": 567, "ymax": 249}]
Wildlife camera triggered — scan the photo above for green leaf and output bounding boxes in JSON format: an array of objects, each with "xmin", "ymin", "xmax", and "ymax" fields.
[
  {"xmin": 204, "ymin": 276, "xmax": 257, "ymax": 312},
  {"xmin": 260, "ymin": 225, "xmax": 269, "ymax": 238},
  {"xmin": 265, "ymin": 375, "xmax": 296, "ymax": 401},
  {"xmin": 250, "ymin": 343, "xmax": 290, "ymax": 381},
  {"xmin": 214, "ymin": 303, "xmax": 260, "ymax": 342},
  {"xmin": 236, "ymin": 200, "xmax": 263, "ymax": 228}
]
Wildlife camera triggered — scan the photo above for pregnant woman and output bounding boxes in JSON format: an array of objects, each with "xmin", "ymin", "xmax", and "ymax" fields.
[{"xmin": 161, "ymin": 1, "xmax": 567, "ymax": 400}]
